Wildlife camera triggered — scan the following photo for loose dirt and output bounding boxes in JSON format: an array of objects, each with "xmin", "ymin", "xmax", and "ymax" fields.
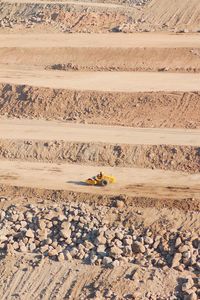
[
  {"xmin": 1, "ymin": 0, "xmax": 200, "ymax": 33},
  {"xmin": 1, "ymin": 84, "xmax": 200, "ymax": 129},
  {"xmin": 1, "ymin": 33, "xmax": 200, "ymax": 72}
]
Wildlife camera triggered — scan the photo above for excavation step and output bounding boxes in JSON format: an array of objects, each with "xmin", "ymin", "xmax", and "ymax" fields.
[
  {"xmin": 1, "ymin": 33, "xmax": 200, "ymax": 48},
  {"xmin": 0, "ymin": 160, "xmax": 199, "ymax": 199},
  {"xmin": 1, "ymin": 119, "xmax": 200, "ymax": 146},
  {"xmin": 1, "ymin": 67, "xmax": 200, "ymax": 92}
]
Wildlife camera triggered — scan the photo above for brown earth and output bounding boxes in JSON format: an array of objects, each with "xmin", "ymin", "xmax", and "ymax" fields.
[
  {"xmin": 1, "ymin": 0, "xmax": 200, "ymax": 33},
  {"xmin": 1, "ymin": 84, "xmax": 200, "ymax": 129},
  {"xmin": 0, "ymin": 139, "xmax": 200, "ymax": 173},
  {"xmin": 2, "ymin": 47, "xmax": 200, "ymax": 73},
  {"xmin": 1, "ymin": 33, "xmax": 200, "ymax": 73},
  {"xmin": 0, "ymin": 160, "xmax": 200, "ymax": 202}
]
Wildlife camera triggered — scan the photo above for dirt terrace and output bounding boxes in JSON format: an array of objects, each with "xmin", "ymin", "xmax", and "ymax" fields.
[
  {"xmin": 1, "ymin": 84, "xmax": 200, "ymax": 129},
  {"xmin": 1, "ymin": 0, "xmax": 200, "ymax": 33},
  {"xmin": 1, "ymin": 33, "xmax": 200, "ymax": 73}
]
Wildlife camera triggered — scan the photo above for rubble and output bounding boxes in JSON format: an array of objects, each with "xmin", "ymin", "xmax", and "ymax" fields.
[{"xmin": 0, "ymin": 203, "xmax": 198, "ymax": 276}]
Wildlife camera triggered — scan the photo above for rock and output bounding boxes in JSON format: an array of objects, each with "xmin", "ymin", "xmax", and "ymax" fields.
[
  {"xmin": 132, "ymin": 241, "xmax": 146, "ymax": 253},
  {"xmin": 110, "ymin": 246, "xmax": 123, "ymax": 257},
  {"xmin": 144, "ymin": 236, "xmax": 154, "ymax": 245},
  {"xmin": 29, "ymin": 243, "xmax": 36, "ymax": 252},
  {"xmin": 0, "ymin": 210, "xmax": 6, "ymax": 221},
  {"xmin": 96, "ymin": 245, "xmax": 106, "ymax": 255},
  {"xmin": 102, "ymin": 256, "xmax": 113, "ymax": 266},
  {"xmin": 65, "ymin": 251, "xmax": 72, "ymax": 261},
  {"xmin": 38, "ymin": 219, "xmax": 46, "ymax": 230},
  {"xmin": 115, "ymin": 232, "xmax": 124, "ymax": 240},
  {"xmin": 25, "ymin": 212, "xmax": 33, "ymax": 221},
  {"xmin": 123, "ymin": 237, "xmax": 133, "ymax": 246},
  {"xmin": 48, "ymin": 249, "xmax": 58, "ymax": 257},
  {"xmin": 179, "ymin": 245, "xmax": 189, "ymax": 253},
  {"xmin": 171, "ymin": 253, "xmax": 182, "ymax": 268},
  {"xmin": 40, "ymin": 245, "xmax": 49, "ymax": 253},
  {"xmin": 20, "ymin": 245, "xmax": 27, "ymax": 252},
  {"xmin": 84, "ymin": 241, "xmax": 94, "ymax": 250},
  {"xmin": 26, "ymin": 229, "xmax": 34, "ymax": 239},
  {"xmin": 60, "ymin": 228, "xmax": 71, "ymax": 239},
  {"xmin": 95, "ymin": 234, "xmax": 107, "ymax": 245},
  {"xmin": 70, "ymin": 247, "xmax": 78, "ymax": 258},
  {"xmin": 115, "ymin": 200, "xmax": 124, "ymax": 208},
  {"xmin": 184, "ymin": 293, "xmax": 197, "ymax": 300},
  {"xmin": 175, "ymin": 237, "xmax": 182, "ymax": 248},
  {"xmin": 58, "ymin": 253, "xmax": 65, "ymax": 261},
  {"xmin": 20, "ymin": 221, "xmax": 27, "ymax": 228},
  {"xmin": 111, "ymin": 260, "xmax": 120, "ymax": 268}
]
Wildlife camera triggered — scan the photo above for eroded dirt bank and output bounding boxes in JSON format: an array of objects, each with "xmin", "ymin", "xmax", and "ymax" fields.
[
  {"xmin": 1, "ymin": 47, "xmax": 200, "ymax": 73},
  {"xmin": 1, "ymin": 84, "xmax": 200, "ymax": 128},
  {"xmin": 1, "ymin": 0, "xmax": 200, "ymax": 33},
  {"xmin": 0, "ymin": 139, "xmax": 199, "ymax": 173}
]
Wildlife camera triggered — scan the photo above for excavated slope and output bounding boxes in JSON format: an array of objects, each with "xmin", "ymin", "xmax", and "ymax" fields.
[
  {"xmin": 1, "ymin": 84, "xmax": 200, "ymax": 129},
  {"xmin": 1, "ymin": 0, "xmax": 200, "ymax": 32}
]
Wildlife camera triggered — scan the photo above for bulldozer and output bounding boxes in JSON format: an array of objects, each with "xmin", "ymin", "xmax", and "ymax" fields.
[{"xmin": 85, "ymin": 171, "xmax": 116, "ymax": 186}]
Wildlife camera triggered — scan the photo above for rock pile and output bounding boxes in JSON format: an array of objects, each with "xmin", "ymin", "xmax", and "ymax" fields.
[
  {"xmin": 0, "ymin": 203, "xmax": 199, "ymax": 274},
  {"xmin": 180, "ymin": 276, "xmax": 200, "ymax": 300}
]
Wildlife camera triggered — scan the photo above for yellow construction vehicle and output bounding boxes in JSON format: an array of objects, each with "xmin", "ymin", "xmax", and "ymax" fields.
[{"xmin": 85, "ymin": 171, "xmax": 116, "ymax": 186}]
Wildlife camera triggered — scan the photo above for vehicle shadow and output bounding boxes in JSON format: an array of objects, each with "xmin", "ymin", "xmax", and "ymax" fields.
[{"xmin": 67, "ymin": 181, "xmax": 88, "ymax": 186}]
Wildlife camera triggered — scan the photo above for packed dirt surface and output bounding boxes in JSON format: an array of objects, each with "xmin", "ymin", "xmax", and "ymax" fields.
[
  {"xmin": 0, "ymin": 160, "xmax": 200, "ymax": 201},
  {"xmin": 1, "ymin": 0, "xmax": 200, "ymax": 33},
  {"xmin": 0, "ymin": 119, "xmax": 200, "ymax": 173},
  {"xmin": 1, "ymin": 119, "xmax": 200, "ymax": 146},
  {"xmin": 1, "ymin": 66, "xmax": 200, "ymax": 92},
  {"xmin": 2, "ymin": 33, "xmax": 200, "ymax": 48},
  {"xmin": 1, "ymin": 83, "xmax": 200, "ymax": 129},
  {"xmin": 1, "ymin": 33, "xmax": 200, "ymax": 72}
]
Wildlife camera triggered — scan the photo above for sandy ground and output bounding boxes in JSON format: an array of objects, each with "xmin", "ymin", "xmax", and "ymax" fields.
[
  {"xmin": 0, "ymin": 160, "xmax": 200, "ymax": 199},
  {"xmin": 2, "ymin": 33, "xmax": 200, "ymax": 48},
  {"xmin": 2, "ymin": 33, "xmax": 200, "ymax": 73},
  {"xmin": 1, "ymin": 119, "xmax": 200, "ymax": 146},
  {"xmin": 1, "ymin": 0, "xmax": 124, "ymax": 9},
  {"xmin": 1, "ymin": 66, "xmax": 200, "ymax": 92}
]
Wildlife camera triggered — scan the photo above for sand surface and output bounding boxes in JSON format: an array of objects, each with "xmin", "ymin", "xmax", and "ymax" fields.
[
  {"xmin": 1, "ymin": 33, "xmax": 200, "ymax": 48},
  {"xmin": 1, "ymin": 118, "xmax": 200, "ymax": 146},
  {"xmin": 1, "ymin": 0, "xmax": 123, "ymax": 8},
  {"xmin": 1, "ymin": 66, "xmax": 200, "ymax": 92},
  {"xmin": 0, "ymin": 160, "xmax": 200, "ymax": 199}
]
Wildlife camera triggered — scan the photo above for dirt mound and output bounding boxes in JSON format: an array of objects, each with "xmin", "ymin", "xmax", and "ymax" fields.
[
  {"xmin": 6, "ymin": 47, "xmax": 200, "ymax": 73},
  {"xmin": 1, "ymin": 0, "xmax": 200, "ymax": 32},
  {"xmin": 1, "ymin": 84, "xmax": 200, "ymax": 129},
  {"xmin": 0, "ymin": 139, "xmax": 200, "ymax": 174}
]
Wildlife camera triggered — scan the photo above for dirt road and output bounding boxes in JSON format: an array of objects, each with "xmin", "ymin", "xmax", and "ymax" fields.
[
  {"xmin": 0, "ymin": 160, "xmax": 200, "ymax": 199},
  {"xmin": 1, "ymin": 67, "xmax": 200, "ymax": 92},
  {"xmin": 1, "ymin": 119, "xmax": 200, "ymax": 146},
  {"xmin": 1, "ymin": 0, "xmax": 123, "ymax": 9},
  {"xmin": 1, "ymin": 33, "xmax": 200, "ymax": 48}
]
